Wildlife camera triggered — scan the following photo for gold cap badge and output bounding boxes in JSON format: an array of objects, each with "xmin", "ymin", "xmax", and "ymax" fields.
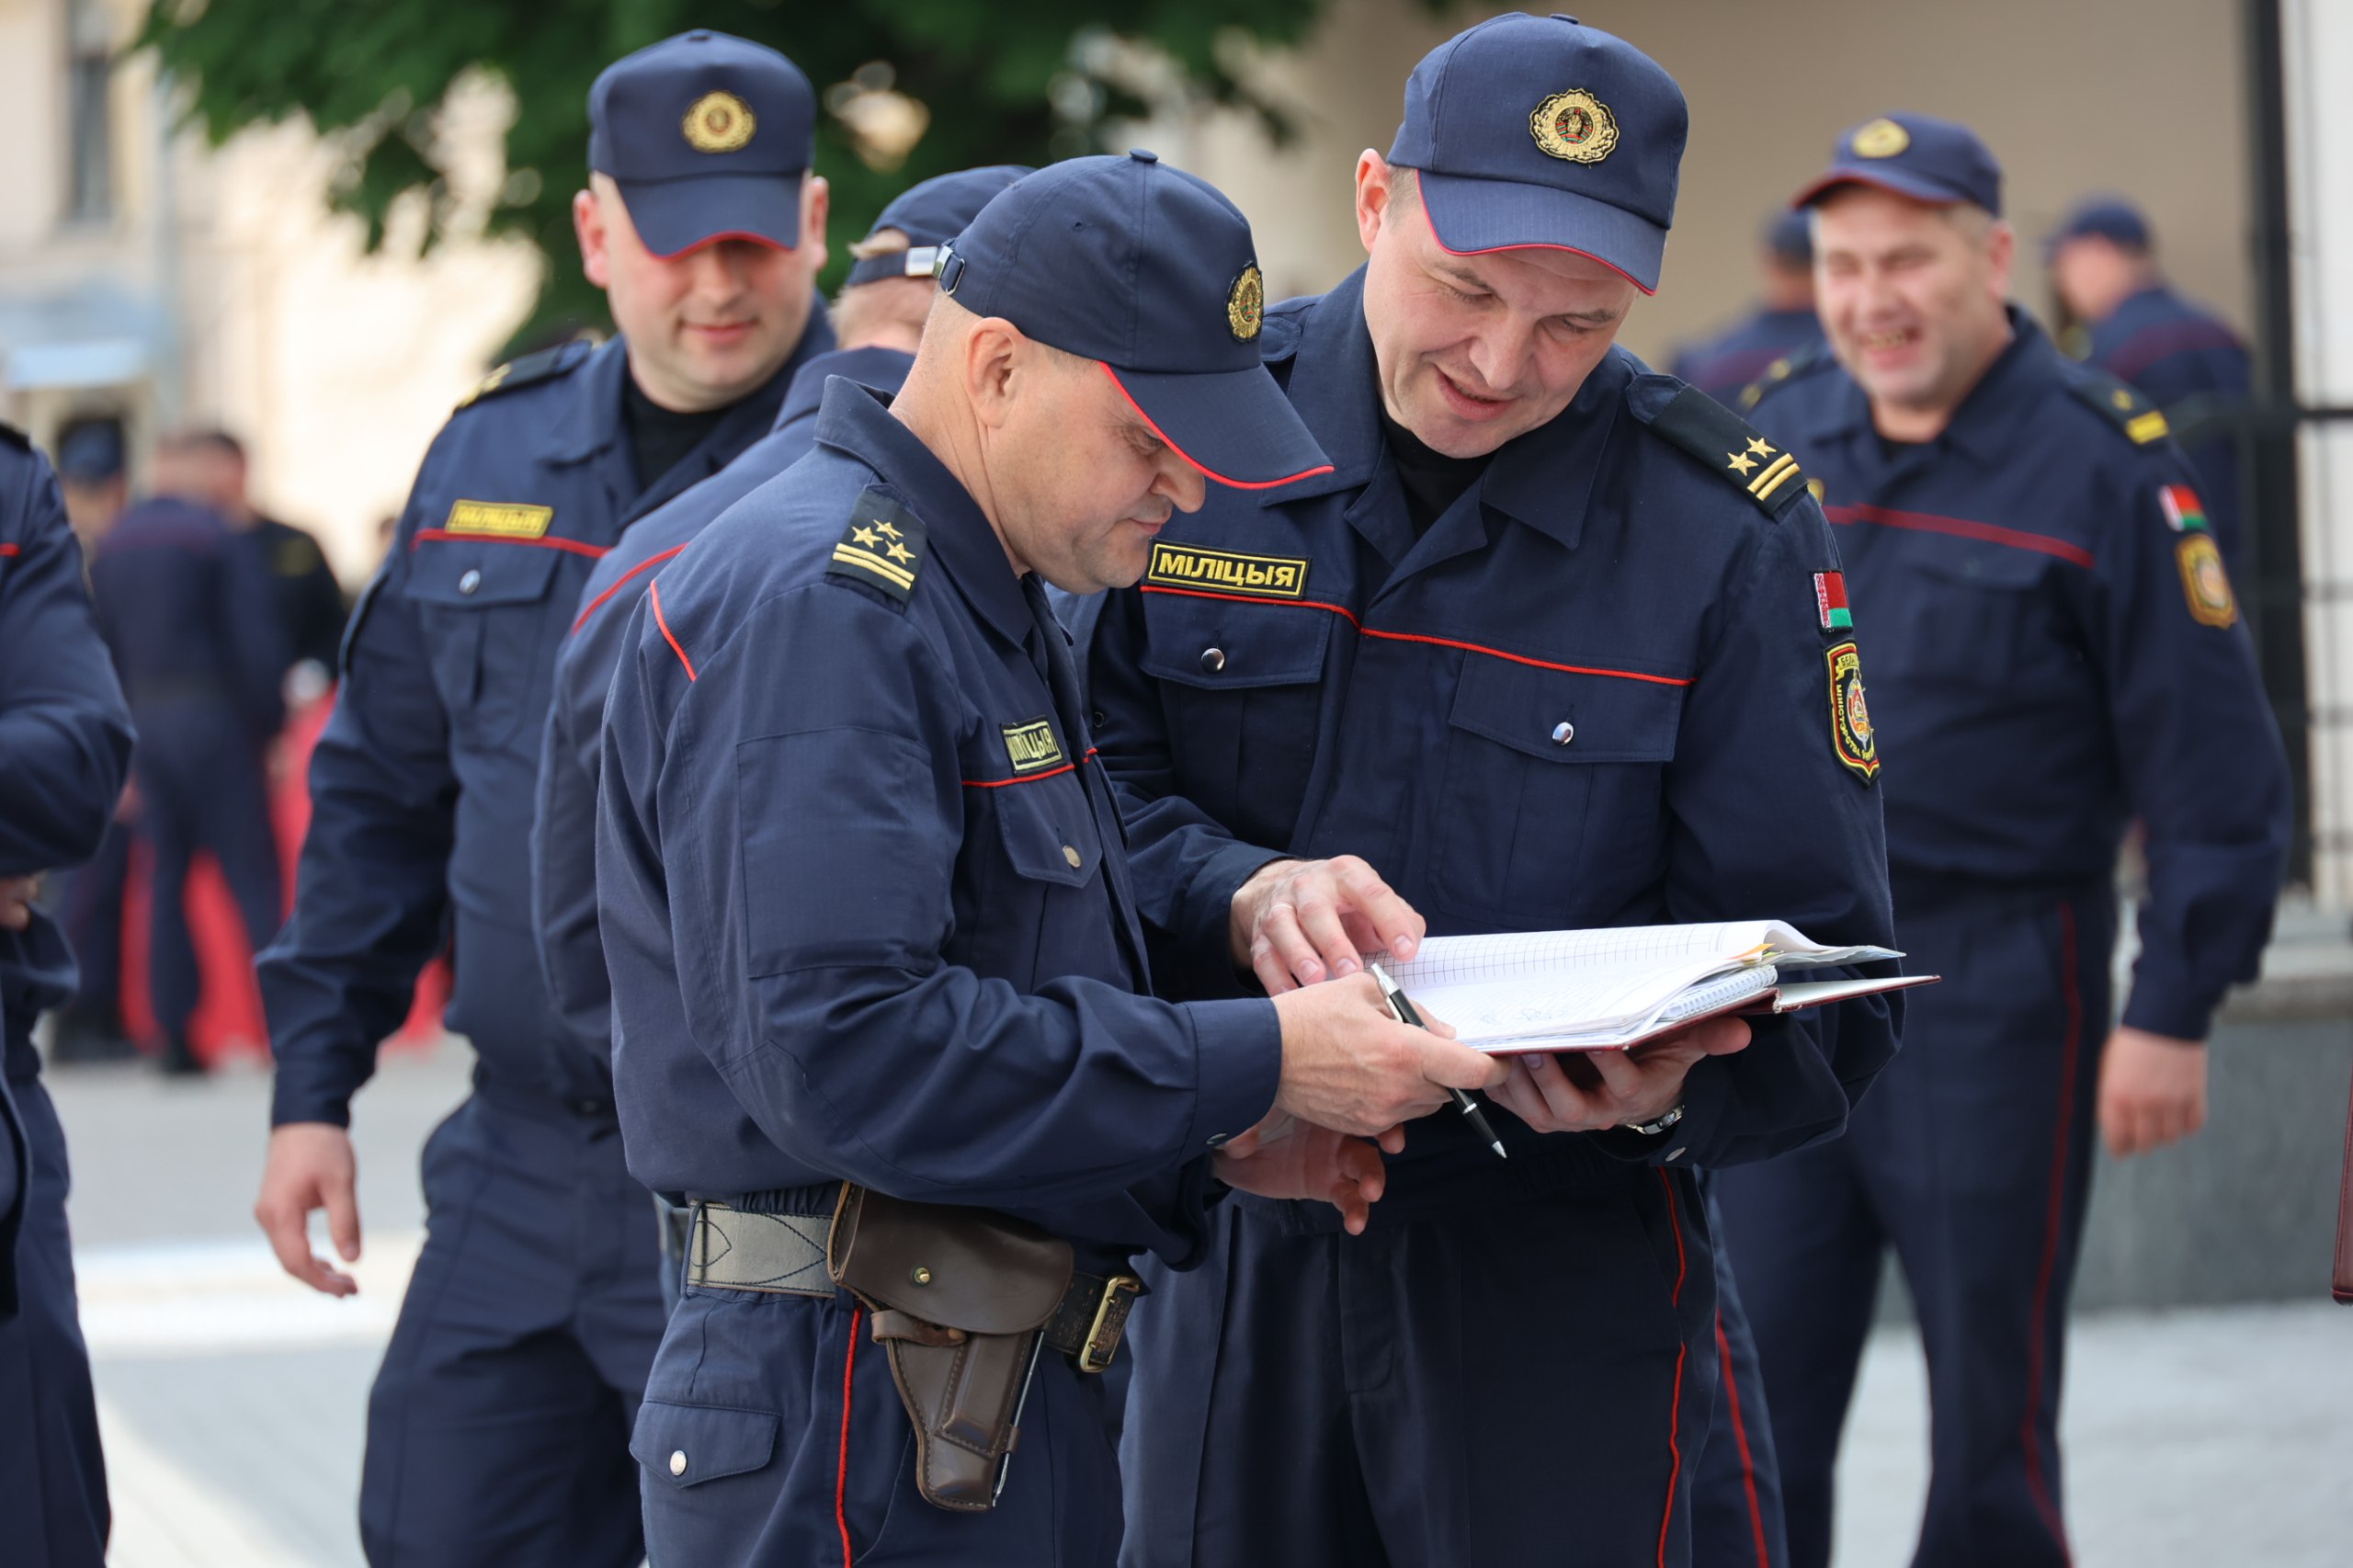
[
  {"xmin": 1850, "ymin": 119, "xmax": 1910, "ymax": 159},
  {"xmin": 1226, "ymin": 265, "xmax": 1265, "ymax": 342},
  {"xmin": 683, "ymin": 92, "xmax": 756, "ymax": 154},
  {"xmin": 1530, "ymin": 90, "xmax": 1620, "ymax": 165}
]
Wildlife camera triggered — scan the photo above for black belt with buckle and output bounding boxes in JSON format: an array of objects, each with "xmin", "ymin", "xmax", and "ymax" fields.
[{"xmin": 684, "ymin": 1200, "xmax": 1141, "ymax": 1370}]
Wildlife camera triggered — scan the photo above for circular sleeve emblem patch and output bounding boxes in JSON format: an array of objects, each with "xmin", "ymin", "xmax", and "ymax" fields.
[
  {"xmin": 1826, "ymin": 641, "xmax": 1879, "ymax": 783},
  {"xmin": 683, "ymin": 92, "xmax": 757, "ymax": 153},
  {"xmin": 1529, "ymin": 90, "xmax": 1620, "ymax": 165},
  {"xmin": 1849, "ymin": 118, "xmax": 1911, "ymax": 159},
  {"xmin": 1227, "ymin": 265, "xmax": 1265, "ymax": 342},
  {"xmin": 2176, "ymin": 534, "xmax": 2238, "ymax": 628}
]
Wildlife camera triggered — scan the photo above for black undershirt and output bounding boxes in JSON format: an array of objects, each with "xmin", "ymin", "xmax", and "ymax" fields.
[
  {"xmin": 1381, "ymin": 410, "xmax": 1492, "ymax": 535},
  {"xmin": 623, "ymin": 375, "xmax": 733, "ymax": 494}
]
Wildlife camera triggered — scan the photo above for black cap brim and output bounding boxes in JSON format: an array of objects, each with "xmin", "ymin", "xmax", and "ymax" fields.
[
  {"xmin": 1101, "ymin": 364, "xmax": 1333, "ymax": 491},
  {"xmin": 1415, "ymin": 169, "xmax": 1664, "ymax": 294},
  {"xmin": 616, "ymin": 170, "xmax": 804, "ymax": 258}
]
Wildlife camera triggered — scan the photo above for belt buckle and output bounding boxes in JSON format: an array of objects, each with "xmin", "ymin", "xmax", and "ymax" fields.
[{"xmin": 1077, "ymin": 1275, "xmax": 1142, "ymax": 1374}]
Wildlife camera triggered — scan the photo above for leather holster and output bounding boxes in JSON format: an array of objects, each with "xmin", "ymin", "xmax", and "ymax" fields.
[{"xmin": 826, "ymin": 1184, "xmax": 1074, "ymax": 1511}]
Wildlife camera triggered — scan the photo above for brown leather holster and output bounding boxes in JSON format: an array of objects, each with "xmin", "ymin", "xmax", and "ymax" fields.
[{"xmin": 826, "ymin": 1184, "xmax": 1137, "ymax": 1512}]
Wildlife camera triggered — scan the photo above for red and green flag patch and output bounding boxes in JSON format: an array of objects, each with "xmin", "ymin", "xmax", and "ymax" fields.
[
  {"xmin": 1813, "ymin": 571, "xmax": 1852, "ymax": 631},
  {"xmin": 2158, "ymin": 484, "xmax": 2208, "ymax": 533}
]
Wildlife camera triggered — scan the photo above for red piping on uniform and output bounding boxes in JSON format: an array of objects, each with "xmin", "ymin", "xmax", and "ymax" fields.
[
  {"xmin": 835, "ymin": 1302, "xmax": 862, "ymax": 1568},
  {"xmin": 411, "ymin": 528, "xmax": 611, "ymax": 561},
  {"xmin": 648, "ymin": 579, "xmax": 696, "ymax": 681},
  {"xmin": 571, "ymin": 543, "xmax": 689, "ymax": 634},
  {"xmin": 1824, "ymin": 503, "xmax": 2096, "ymax": 570},
  {"xmin": 1714, "ymin": 1312, "xmax": 1774, "ymax": 1568},
  {"xmin": 961, "ymin": 748, "xmax": 1099, "ymax": 788},
  {"xmin": 2019, "ymin": 901, "xmax": 2081, "ymax": 1564},
  {"xmin": 1656, "ymin": 1169, "xmax": 1690, "ymax": 1568},
  {"xmin": 1418, "ymin": 193, "xmax": 1656, "ymax": 296},
  {"xmin": 0, "ymin": 542, "xmax": 17, "ymax": 558},
  {"xmin": 1138, "ymin": 584, "xmax": 1696, "ymax": 688},
  {"xmin": 1097, "ymin": 364, "xmax": 1336, "ymax": 492}
]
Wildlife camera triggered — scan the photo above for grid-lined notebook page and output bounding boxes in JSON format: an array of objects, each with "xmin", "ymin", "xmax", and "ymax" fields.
[{"xmin": 1374, "ymin": 921, "xmax": 1790, "ymax": 991}]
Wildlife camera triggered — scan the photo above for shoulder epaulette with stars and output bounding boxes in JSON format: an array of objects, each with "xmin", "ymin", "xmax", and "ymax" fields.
[
  {"xmin": 2067, "ymin": 369, "xmax": 2172, "ymax": 448},
  {"xmin": 454, "ymin": 338, "xmax": 594, "ymax": 411},
  {"xmin": 1637, "ymin": 383, "xmax": 1812, "ymax": 520},
  {"xmin": 826, "ymin": 487, "xmax": 928, "ymax": 608}
]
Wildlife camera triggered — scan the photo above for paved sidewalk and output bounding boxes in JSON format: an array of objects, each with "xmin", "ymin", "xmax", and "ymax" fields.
[{"xmin": 43, "ymin": 1046, "xmax": 2353, "ymax": 1566}]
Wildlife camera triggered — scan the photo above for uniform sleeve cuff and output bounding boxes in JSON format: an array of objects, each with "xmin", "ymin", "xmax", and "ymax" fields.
[
  {"xmin": 1586, "ymin": 1054, "xmax": 1733, "ymax": 1167},
  {"xmin": 269, "ymin": 1077, "xmax": 356, "ymax": 1131},
  {"xmin": 1164, "ymin": 841, "xmax": 1294, "ymax": 1001},
  {"xmin": 2120, "ymin": 983, "xmax": 2217, "ymax": 1045},
  {"xmin": 1184, "ymin": 997, "xmax": 1283, "ymax": 1153}
]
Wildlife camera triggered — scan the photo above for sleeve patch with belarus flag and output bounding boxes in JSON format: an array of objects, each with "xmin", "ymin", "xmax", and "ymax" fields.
[
  {"xmin": 827, "ymin": 488, "xmax": 928, "ymax": 607},
  {"xmin": 1826, "ymin": 640, "xmax": 1878, "ymax": 784},
  {"xmin": 1813, "ymin": 571, "xmax": 1852, "ymax": 631},
  {"xmin": 2177, "ymin": 533, "xmax": 2237, "ymax": 628},
  {"xmin": 2158, "ymin": 484, "xmax": 2209, "ymax": 533}
]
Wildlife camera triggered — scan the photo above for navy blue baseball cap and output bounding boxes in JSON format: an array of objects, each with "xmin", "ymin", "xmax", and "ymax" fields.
[
  {"xmin": 936, "ymin": 152, "xmax": 1330, "ymax": 490},
  {"xmin": 2050, "ymin": 195, "xmax": 2152, "ymax": 252},
  {"xmin": 1793, "ymin": 113, "xmax": 2003, "ymax": 216},
  {"xmin": 55, "ymin": 421, "xmax": 126, "ymax": 484},
  {"xmin": 588, "ymin": 31, "xmax": 815, "ymax": 257},
  {"xmin": 843, "ymin": 166, "xmax": 1033, "ymax": 290},
  {"xmin": 1385, "ymin": 14, "xmax": 1688, "ymax": 294}
]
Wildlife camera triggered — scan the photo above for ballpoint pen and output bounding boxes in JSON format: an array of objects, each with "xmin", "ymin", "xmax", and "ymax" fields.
[{"xmin": 1368, "ymin": 961, "xmax": 1506, "ymax": 1161}]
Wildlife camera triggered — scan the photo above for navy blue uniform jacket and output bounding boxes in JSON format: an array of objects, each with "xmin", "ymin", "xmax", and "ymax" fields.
[
  {"xmin": 1670, "ymin": 304, "xmax": 1825, "ymax": 404},
  {"xmin": 2086, "ymin": 284, "xmax": 2253, "ymax": 569},
  {"xmin": 0, "ymin": 431, "xmax": 134, "ymax": 1314},
  {"xmin": 595, "ymin": 381, "xmax": 1279, "ymax": 1264},
  {"xmin": 1751, "ymin": 312, "xmax": 2287, "ymax": 1040},
  {"xmin": 90, "ymin": 496, "xmax": 284, "ymax": 738},
  {"xmin": 532, "ymin": 345, "xmax": 912, "ymax": 1060},
  {"xmin": 1086, "ymin": 271, "xmax": 1901, "ymax": 1184},
  {"xmin": 261, "ymin": 316, "xmax": 827, "ymax": 1127}
]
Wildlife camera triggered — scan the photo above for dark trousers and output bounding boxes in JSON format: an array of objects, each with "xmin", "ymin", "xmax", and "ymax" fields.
[
  {"xmin": 55, "ymin": 819, "xmax": 131, "ymax": 1033},
  {"xmin": 637, "ymin": 1268, "xmax": 1125, "ymax": 1566},
  {"xmin": 1692, "ymin": 1179, "xmax": 1790, "ymax": 1568},
  {"xmin": 1121, "ymin": 1164, "xmax": 1717, "ymax": 1568},
  {"xmin": 0, "ymin": 1078, "xmax": 108, "ymax": 1567},
  {"xmin": 130, "ymin": 702, "xmax": 281, "ymax": 1045},
  {"xmin": 1716, "ymin": 885, "xmax": 2111, "ymax": 1568},
  {"xmin": 359, "ymin": 1092, "xmax": 664, "ymax": 1568}
]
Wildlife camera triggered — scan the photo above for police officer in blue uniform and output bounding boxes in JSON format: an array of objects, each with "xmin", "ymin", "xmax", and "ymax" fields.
[
  {"xmin": 0, "ymin": 424, "xmax": 137, "ymax": 1568},
  {"xmin": 2049, "ymin": 196, "xmax": 2254, "ymax": 571},
  {"xmin": 89, "ymin": 448, "xmax": 288, "ymax": 1074},
  {"xmin": 1081, "ymin": 18, "xmax": 1900, "ymax": 1566},
  {"xmin": 1717, "ymin": 115, "xmax": 2291, "ymax": 1568},
  {"xmin": 1670, "ymin": 210, "xmax": 1824, "ymax": 403},
  {"xmin": 597, "ymin": 152, "xmax": 1504, "ymax": 1565},
  {"xmin": 532, "ymin": 163, "xmax": 1024, "ymax": 1299},
  {"xmin": 249, "ymin": 31, "xmax": 836, "ymax": 1566}
]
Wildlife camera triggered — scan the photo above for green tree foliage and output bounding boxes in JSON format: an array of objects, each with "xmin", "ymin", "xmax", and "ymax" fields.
[{"xmin": 139, "ymin": 0, "xmax": 1334, "ymax": 351}]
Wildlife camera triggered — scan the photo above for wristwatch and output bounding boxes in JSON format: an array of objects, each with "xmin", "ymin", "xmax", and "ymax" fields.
[{"xmin": 1621, "ymin": 1103, "xmax": 1686, "ymax": 1138}]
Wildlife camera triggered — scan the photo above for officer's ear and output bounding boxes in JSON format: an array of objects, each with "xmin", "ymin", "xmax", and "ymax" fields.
[
  {"xmin": 797, "ymin": 176, "xmax": 831, "ymax": 278},
  {"xmin": 1354, "ymin": 151, "xmax": 1400, "ymax": 256},
  {"xmin": 962, "ymin": 317, "xmax": 1026, "ymax": 431},
  {"xmin": 1984, "ymin": 217, "xmax": 2017, "ymax": 303},
  {"xmin": 575, "ymin": 187, "xmax": 613, "ymax": 289}
]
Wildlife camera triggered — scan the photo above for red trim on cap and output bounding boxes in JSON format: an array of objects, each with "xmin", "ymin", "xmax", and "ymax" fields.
[
  {"xmin": 1097, "ymin": 364, "xmax": 1335, "ymax": 492},
  {"xmin": 1790, "ymin": 172, "xmax": 1964, "ymax": 210},
  {"xmin": 571, "ymin": 543, "xmax": 689, "ymax": 634},
  {"xmin": 1418, "ymin": 196, "xmax": 1656, "ymax": 296},
  {"xmin": 642, "ymin": 229, "xmax": 795, "ymax": 261}
]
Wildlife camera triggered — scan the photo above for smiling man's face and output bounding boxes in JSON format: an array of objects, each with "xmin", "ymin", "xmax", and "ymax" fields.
[{"xmin": 1355, "ymin": 157, "xmax": 1638, "ymax": 458}]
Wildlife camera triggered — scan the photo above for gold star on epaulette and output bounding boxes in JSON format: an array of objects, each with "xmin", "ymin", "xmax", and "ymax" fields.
[
  {"xmin": 885, "ymin": 541, "xmax": 915, "ymax": 563},
  {"xmin": 1727, "ymin": 450, "xmax": 1759, "ymax": 476},
  {"xmin": 827, "ymin": 489, "xmax": 929, "ymax": 606},
  {"xmin": 1747, "ymin": 437, "xmax": 1776, "ymax": 456},
  {"xmin": 851, "ymin": 525, "xmax": 880, "ymax": 547},
  {"xmin": 876, "ymin": 521, "xmax": 903, "ymax": 540}
]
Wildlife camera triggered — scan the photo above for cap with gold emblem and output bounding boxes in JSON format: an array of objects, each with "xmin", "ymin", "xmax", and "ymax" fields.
[
  {"xmin": 932, "ymin": 152, "xmax": 1330, "ymax": 489},
  {"xmin": 587, "ymin": 30, "xmax": 815, "ymax": 257},
  {"xmin": 1792, "ymin": 111, "xmax": 2004, "ymax": 215},
  {"xmin": 1383, "ymin": 14, "xmax": 1688, "ymax": 294}
]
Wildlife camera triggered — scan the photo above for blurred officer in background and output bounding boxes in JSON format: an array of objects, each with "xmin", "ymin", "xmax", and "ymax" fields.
[
  {"xmin": 0, "ymin": 423, "xmax": 137, "ymax": 1567},
  {"xmin": 597, "ymin": 150, "xmax": 1493, "ymax": 1566},
  {"xmin": 530, "ymin": 163, "xmax": 1025, "ymax": 1301},
  {"xmin": 47, "ymin": 418, "xmax": 136, "ymax": 1062},
  {"xmin": 1722, "ymin": 115, "xmax": 2291, "ymax": 1568},
  {"xmin": 2049, "ymin": 196, "xmax": 2255, "ymax": 572},
  {"xmin": 159, "ymin": 428, "xmax": 350, "ymax": 690},
  {"xmin": 248, "ymin": 30, "xmax": 835, "ymax": 1567},
  {"xmin": 89, "ymin": 431, "xmax": 288, "ymax": 1075},
  {"xmin": 1084, "ymin": 17, "xmax": 1899, "ymax": 1566},
  {"xmin": 1670, "ymin": 209, "xmax": 1824, "ymax": 403}
]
